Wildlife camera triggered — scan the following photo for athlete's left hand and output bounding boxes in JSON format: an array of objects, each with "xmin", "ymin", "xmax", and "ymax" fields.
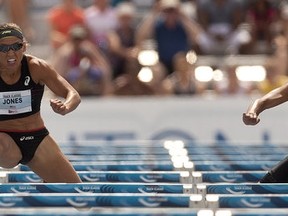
[{"xmin": 50, "ymin": 99, "xmax": 68, "ymax": 115}]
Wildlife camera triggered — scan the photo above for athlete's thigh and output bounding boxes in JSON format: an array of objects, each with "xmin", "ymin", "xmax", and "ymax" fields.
[
  {"xmin": 27, "ymin": 135, "xmax": 81, "ymax": 183},
  {"xmin": 0, "ymin": 132, "xmax": 22, "ymax": 168}
]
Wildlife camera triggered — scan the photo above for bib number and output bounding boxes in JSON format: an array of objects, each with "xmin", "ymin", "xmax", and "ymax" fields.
[{"xmin": 0, "ymin": 90, "xmax": 32, "ymax": 115}]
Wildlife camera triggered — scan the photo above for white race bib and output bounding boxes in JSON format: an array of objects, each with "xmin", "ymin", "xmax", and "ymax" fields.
[{"xmin": 0, "ymin": 90, "xmax": 32, "ymax": 115}]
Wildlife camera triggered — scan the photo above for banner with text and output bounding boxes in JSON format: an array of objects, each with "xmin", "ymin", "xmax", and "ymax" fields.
[{"xmin": 41, "ymin": 96, "xmax": 288, "ymax": 144}]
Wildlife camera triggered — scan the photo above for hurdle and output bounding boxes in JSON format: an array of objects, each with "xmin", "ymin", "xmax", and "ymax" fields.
[
  {"xmin": 0, "ymin": 193, "xmax": 194, "ymax": 208},
  {"xmin": 14, "ymin": 161, "xmax": 195, "ymax": 172},
  {"xmin": 205, "ymin": 194, "xmax": 288, "ymax": 209},
  {"xmin": 8, "ymin": 160, "xmax": 274, "ymax": 172},
  {"xmin": 4, "ymin": 208, "xmax": 288, "ymax": 216},
  {"xmin": 60, "ymin": 145, "xmax": 288, "ymax": 156},
  {"xmin": 67, "ymin": 154, "xmax": 172, "ymax": 162},
  {"xmin": 190, "ymin": 160, "xmax": 274, "ymax": 171},
  {"xmin": 1, "ymin": 171, "xmax": 192, "ymax": 183},
  {"xmin": 0, "ymin": 182, "xmax": 193, "ymax": 194},
  {"xmin": 0, "ymin": 207, "xmax": 206, "ymax": 216},
  {"xmin": 191, "ymin": 171, "xmax": 265, "ymax": 184},
  {"xmin": 195, "ymin": 183, "xmax": 288, "ymax": 195},
  {"xmin": 214, "ymin": 209, "xmax": 288, "ymax": 216},
  {"xmin": 0, "ymin": 193, "xmax": 276, "ymax": 209},
  {"xmin": 188, "ymin": 154, "xmax": 284, "ymax": 162},
  {"xmin": 65, "ymin": 153, "xmax": 285, "ymax": 162}
]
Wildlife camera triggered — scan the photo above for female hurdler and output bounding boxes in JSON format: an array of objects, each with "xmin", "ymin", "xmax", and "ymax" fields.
[{"xmin": 0, "ymin": 23, "xmax": 81, "ymax": 183}]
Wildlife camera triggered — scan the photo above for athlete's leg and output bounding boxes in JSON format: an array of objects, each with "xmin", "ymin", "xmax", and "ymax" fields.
[
  {"xmin": 0, "ymin": 133, "xmax": 22, "ymax": 168},
  {"xmin": 27, "ymin": 135, "xmax": 81, "ymax": 183},
  {"xmin": 260, "ymin": 157, "xmax": 288, "ymax": 183}
]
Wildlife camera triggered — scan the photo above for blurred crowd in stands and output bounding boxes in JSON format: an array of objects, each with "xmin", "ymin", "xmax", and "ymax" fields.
[{"xmin": 1, "ymin": 0, "xmax": 288, "ymax": 97}]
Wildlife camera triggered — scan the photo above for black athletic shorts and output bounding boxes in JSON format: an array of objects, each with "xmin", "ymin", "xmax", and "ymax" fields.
[{"xmin": 0, "ymin": 127, "xmax": 49, "ymax": 164}]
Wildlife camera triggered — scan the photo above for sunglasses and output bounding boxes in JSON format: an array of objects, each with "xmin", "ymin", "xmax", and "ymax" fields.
[{"xmin": 0, "ymin": 42, "xmax": 24, "ymax": 53}]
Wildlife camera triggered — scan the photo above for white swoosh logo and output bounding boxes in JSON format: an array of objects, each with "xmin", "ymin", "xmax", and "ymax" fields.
[
  {"xmin": 139, "ymin": 175, "xmax": 156, "ymax": 183},
  {"xmin": 81, "ymin": 175, "xmax": 100, "ymax": 182},
  {"xmin": 0, "ymin": 201, "xmax": 15, "ymax": 207},
  {"xmin": 219, "ymin": 175, "xmax": 237, "ymax": 183},
  {"xmin": 86, "ymin": 166, "xmax": 98, "ymax": 171},
  {"xmin": 138, "ymin": 198, "xmax": 160, "ymax": 207},
  {"xmin": 74, "ymin": 187, "xmax": 93, "ymax": 194},
  {"xmin": 10, "ymin": 187, "xmax": 30, "ymax": 194},
  {"xmin": 137, "ymin": 166, "xmax": 149, "ymax": 171},
  {"xmin": 240, "ymin": 198, "xmax": 263, "ymax": 208},
  {"xmin": 66, "ymin": 198, "xmax": 87, "ymax": 208},
  {"xmin": 25, "ymin": 176, "xmax": 42, "ymax": 183},
  {"xmin": 209, "ymin": 165, "xmax": 225, "ymax": 171},
  {"xmin": 225, "ymin": 187, "xmax": 245, "ymax": 194}
]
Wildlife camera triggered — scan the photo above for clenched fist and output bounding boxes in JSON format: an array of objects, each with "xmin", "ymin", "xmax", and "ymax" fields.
[
  {"xmin": 242, "ymin": 112, "xmax": 260, "ymax": 125},
  {"xmin": 50, "ymin": 99, "xmax": 69, "ymax": 115}
]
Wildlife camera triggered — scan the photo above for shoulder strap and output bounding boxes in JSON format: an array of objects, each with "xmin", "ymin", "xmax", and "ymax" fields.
[{"xmin": 21, "ymin": 55, "xmax": 29, "ymax": 76}]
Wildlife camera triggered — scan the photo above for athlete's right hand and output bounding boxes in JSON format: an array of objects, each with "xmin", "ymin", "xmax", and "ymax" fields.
[{"xmin": 242, "ymin": 112, "xmax": 260, "ymax": 125}]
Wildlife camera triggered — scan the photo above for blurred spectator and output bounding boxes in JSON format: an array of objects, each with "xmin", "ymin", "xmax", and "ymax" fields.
[
  {"xmin": 180, "ymin": 0, "xmax": 198, "ymax": 21},
  {"xmin": 197, "ymin": 0, "xmax": 251, "ymax": 55},
  {"xmin": 76, "ymin": 0, "xmax": 94, "ymax": 8},
  {"xmin": 271, "ymin": 32, "xmax": 288, "ymax": 76},
  {"xmin": 5, "ymin": 0, "xmax": 35, "ymax": 42},
  {"xmin": 245, "ymin": 0, "xmax": 279, "ymax": 54},
  {"xmin": 147, "ymin": 62, "xmax": 171, "ymax": 95},
  {"xmin": 112, "ymin": 58, "xmax": 156, "ymax": 96},
  {"xmin": 270, "ymin": 3, "xmax": 288, "ymax": 76},
  {"xmin": 111, "ymin": 0, "xmax": 127, "ymax": 7},
  {"xmin": 47, "ymin": 0, "xmax": 85, "ymax": 50},
  {"xmin": 257, "ymin": 60, "xmax": 288, "ymax": 95},
  {"xmin": 136, "ymin": 0, "xmax": 202, "ymax": 75},
  {"xmin": 84, "ymin": 0, "xmax": 118, "ymax": 54},
  {"xmin": 162, "ymin": 52, "xmax": 203, "ymax": 95},
  {"xmin": 278, "ymin": 2, "xmax": 288, "ymax": 39},
  {"xmin": 214, "ymin": 66, "xmax": 254, "ymax": 95},
  {"xmin": 51, "ymin": 25, "xmax": 112, "ymax": 96},
  {"xmin": 107, "ymin": 2, "xmax": 139, "ymax": 79}
]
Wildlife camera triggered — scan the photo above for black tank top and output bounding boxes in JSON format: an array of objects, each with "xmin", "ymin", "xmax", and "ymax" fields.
[{"xmin": 0, "ymin": 55, "xmax": 44, "ymax": 121}]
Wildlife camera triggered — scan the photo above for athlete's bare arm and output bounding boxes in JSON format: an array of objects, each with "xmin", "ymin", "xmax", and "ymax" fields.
[
  {"xmin": 26, "ymin": 55, "xmax": 81, "ymax": 115},
  {"xmin": 243, "ymin": 83, "xmax": 288, "ymax": 125}
]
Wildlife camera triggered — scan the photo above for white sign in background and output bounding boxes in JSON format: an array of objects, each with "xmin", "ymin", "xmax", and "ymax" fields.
[{"xmin": 41, "ymin": 96, "xmax": 288, "ymax": 144}]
